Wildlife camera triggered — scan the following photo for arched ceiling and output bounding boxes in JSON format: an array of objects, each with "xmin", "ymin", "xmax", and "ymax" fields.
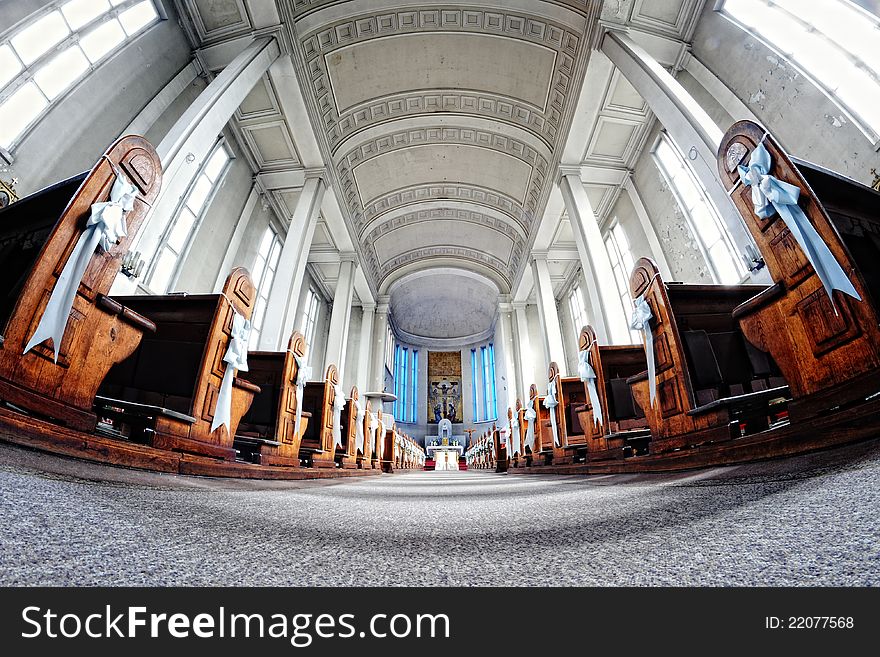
[
  {"xmin": 389, "ymin": 271, "xmax": 500, "ymax": 341},
  {"xmin": 282, "ymin": 0, "xmax": 597, "ymax": 336}
]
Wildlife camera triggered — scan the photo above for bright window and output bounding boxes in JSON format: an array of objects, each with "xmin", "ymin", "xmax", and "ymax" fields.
[
  {"xmin": 148, "ymin": 142, "xmax": 231, "ymax": 293},
  {"xmin": 470, "ymin": 348, "xmax": 479, "ymax": 422},
  {"xmin": 720, "ymin": 0, "xmax": 880, "ymax": 142},
  {"xmin": 568, "ymin": 283, "xmax": 589, "ymax": 334},
  {"xmin": 249, "ymin": 225, "xmax": 282, "ymax": 347},
  {"xmin": 300, "ymin": 287, "xmax": 322, "ymax": 365},
  {"xmin": 392, "ymin": 345, "xmax": 402, "ymax": 417},
  {"xmin": 486, "ymin": 344, "xmax": 497, "ymax": 421},
  {"xmin": 384, "ymin": 323, "xmax": 394, "ymax": 374},
  {"xmin": 409, "ymin": 349, "xmax": 418, "ymax": 423},
  {"xmin": 653, "ymin": 133, "xmax": 745, "ymax": 284},
  {"xmin": 0, "ymin": 0, "xmax": 161, "ymax": 150},
  {"xmin": 604, "ymin": 223, "xmax": 642, "ymax": 342}
]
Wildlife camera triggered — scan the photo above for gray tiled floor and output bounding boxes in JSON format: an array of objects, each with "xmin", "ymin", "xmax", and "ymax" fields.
[{"xmin": 0, "ymin": 439, "xmax": 877, "ymax": 586}]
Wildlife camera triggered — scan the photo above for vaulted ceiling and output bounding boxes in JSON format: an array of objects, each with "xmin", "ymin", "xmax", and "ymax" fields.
[
  {"xmin": 177, "ymin": 0, "xmax": 702, "ymax": 341},
  {"xmin": 284, "ymin": 0, "xmax": 597, "ymax": 296}
]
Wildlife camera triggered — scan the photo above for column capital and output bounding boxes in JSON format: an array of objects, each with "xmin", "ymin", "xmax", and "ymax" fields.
[
  {"xmin": 251, "ymin": 26, "xmax": 291, "ymax": 57},
  {"xmin": 376, "ymin": 295, "xmax": 391, "ymax": 314},
  {"xmin": 338, "ymin": 251, "xmax": 359, "ymax": 265},
  {"xmin": 303, "ymin": 167, "xmax": 326, "ymax": 181},
  {"xmin": 512, "ymin": 301, "xmax": 529, "ymax": 312},
  {"xmin": 531, "ymin": 250, "xmax": 549, "ymax": 262},
  {"xmin": 557, "ymin": 164, "xmax": 583, "ymax": 184},
  {"xmin": 360, "ymin": 302, "xmax": 376, "ymax": 313}
]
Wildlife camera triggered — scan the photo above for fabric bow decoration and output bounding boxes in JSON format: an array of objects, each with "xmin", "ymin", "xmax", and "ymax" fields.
[
  {"xmin": 630, "ymin": 296, "xmax": 656, "ymax": 407},
  {"xmin": 578, "ymin": 349, "xmax": 604, "ymax": 427},
  {"xmin": 739, "ymin": 142, "xmax": 860, "ymax": 311},
  {"xmin": 543, "ymin": 379, "xmax": 560, "ymax": 447},
  {"xmin": 210, "ymin": 312, "xmax": 251, "ymax": 433},
  {"xmin": 509, "ymin": 416, "xmax": 519, "ymax": 453},
  {"xmin": 24, "ymin": 171, "xmax": 138, "ymax": 361},
  {"xmin": 331, "ymin": 383, "xmax": 347, "ymax": 448},
  {"xmin": 354, "ymin": 398, "xmax": 366, "ymax": 452},
  {"xmin": 293, "ymin": 352, "xmax": 313, "ymax": 441},
  {"xmin": 524, "ymin": 398, "xmax": 537, "ymax": 450}
]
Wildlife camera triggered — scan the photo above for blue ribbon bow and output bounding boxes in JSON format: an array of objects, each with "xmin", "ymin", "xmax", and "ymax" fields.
[{"xmin": 738, "ymin": 142, "xmax": 860, "ymax": 311}]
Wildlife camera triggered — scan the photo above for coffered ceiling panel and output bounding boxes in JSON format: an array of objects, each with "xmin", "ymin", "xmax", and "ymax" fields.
[
  {"xmin": 373, "ymin": 220, "xmax": 514, "ymax": 264},
  {"xmin": 327, "ymin": 33, "xmax": 557, "ymax": 114}
]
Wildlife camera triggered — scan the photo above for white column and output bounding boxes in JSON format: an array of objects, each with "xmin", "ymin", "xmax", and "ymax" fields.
[
  {"xmin": 370, "ymin": 297, "xmax": 391, "ymax": 392},
  {"xmin": 512, "ymin": 302, "xmax": 533, "ymax": 398},
  {"xmin": 121, "ymin": 59, "xmax": 202, "ymax": 139},
  {"xmin": 600, "ymin": 31, "xmax": 754, "ymax": 256},
  {"xmin": 129, "ymin": 37, "xmax": 281, "ymax": 277},
  {"xmin": 259, "ymin": 174, "xmax": 326, "ymax": 350},
  {"xmin": 497, "ymin": 297, "xmax": 519, "ymax": 410},
  {"xmin": 356, "ymin": 303, "xmax": 375, "ymax": 393},
  {"xmin": 623, "ymin": 174, "xmax": 673, "ymax": 279},
  {"xmin": 213, "ymin": 182, "xmax": 259, "ymax": 292},
  {"xmin": 531, "ymin": 254, "xmax": 567, "ymax": 377},
  {"xmin": 324, "ymin": 254, "xmax": 357, "ymax": 377},
  {"xmin": 558, "ymin": 170, "xmax": 630, "ymax": 344}
]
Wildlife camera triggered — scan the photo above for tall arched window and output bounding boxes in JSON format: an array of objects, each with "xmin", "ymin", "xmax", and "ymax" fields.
[
  {"xmin": 0, "ymin": 1, "xmax": 162, "ymax": 151},
  {"xmin": 719, "ymin": 0, "xmax": 880, "ymax": 144}
]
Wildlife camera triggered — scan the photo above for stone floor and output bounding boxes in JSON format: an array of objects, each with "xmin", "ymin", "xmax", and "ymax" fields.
[{"xmin": 0, "ymin": 439, "xmax": 878, "ymax": 586}]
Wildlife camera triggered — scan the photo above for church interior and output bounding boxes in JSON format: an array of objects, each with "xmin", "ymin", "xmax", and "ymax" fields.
[{"xmin": 0, "ymin": 0, "xmax": 878, "ymax": 586}]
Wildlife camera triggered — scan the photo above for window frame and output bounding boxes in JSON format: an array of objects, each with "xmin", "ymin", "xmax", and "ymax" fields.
[
  {"xmin": 470, "ymin": 348, "xmax": 479, "ymax": 422},
  {"xmin": 145, "ymin": 138, "xmax": 232, "ymax": 293},
  {"xmin": 0, "ymin": 0, "xmax": 164, "ymax": 153},
  {"xmin": 248, "ymin": 222, "xmax": 283, "ymax": 348},
  {"xmin": 603, "ymin": 221, "xmax": 642, "ymax": 343},
  {"xmin": 716, "ymin": 0, "xmax": 880, "ymax": 149},
  {"xmin": 651, "ymin": 132, "xmax": 747, "ymax": 285},
  {"xmin": 300, "ymin": 286, "xmax": 322, "ymax": 365}
]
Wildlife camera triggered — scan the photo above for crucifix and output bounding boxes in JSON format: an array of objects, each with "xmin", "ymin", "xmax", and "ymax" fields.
[{"xmin": 464, "ymin": 428, "xmax": 476, "ymax": 448}]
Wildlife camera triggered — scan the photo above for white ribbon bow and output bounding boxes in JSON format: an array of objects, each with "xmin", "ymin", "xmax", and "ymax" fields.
[
  {"xmin": 578, "ymin": 349, "xmax": 604, "ymax": 426},
  {"xmin": 509, "ymin": 416, "xmax": 519, "ymax": 454},
  {"xmin": 211, "ymin": 312, "xmax": 251, "ymax": 433},
  {"xmin": 293, "ymin": 352, "xmax": 313, "ymax": 441},
  {"xmin": 524, "ymin": 398, "xmax": 537, "ymax": 449},
  {"xmin": 630, "ymin": 296, "xmax": 656, "ymax": 407},
  {"xmin": 24, "ymin": 171, "xmax": 138, "ymax": 360},
  {"xmin": 739, "ymin": 142, "xmax": 860, "ymax": 311},
  {"xmin": 543, "ymin": 379, "xmax": 560, "ymax": 447},
  {"xmin": 354, "ymin": 398, "xmax": 366, "ymax": 452},
  {"xmin": 331, "ymin": 383, "xmax": 347, "ymax": 448}
]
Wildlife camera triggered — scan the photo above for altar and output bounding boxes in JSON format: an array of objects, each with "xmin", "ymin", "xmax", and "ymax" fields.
[
  {"xmin": 425, "ymin": 419, "xmax": 464, "ymax": 471},
  {"xmin": 426, "ymin": 443, "xmax": 463, "ymax": 470}
]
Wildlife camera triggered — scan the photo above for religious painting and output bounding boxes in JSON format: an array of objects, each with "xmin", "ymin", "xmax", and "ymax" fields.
[
  {"xmin": 0, "ymin": 178, "xmax": 18, "ymax": 209},
  {"xmin": 427, "ymin": 351, "xmax": 462, "ymax": 424}
]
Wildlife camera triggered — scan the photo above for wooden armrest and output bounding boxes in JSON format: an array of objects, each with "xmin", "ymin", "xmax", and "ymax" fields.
[
  {"xmin": 626, "ymin": 371, "xmax": 649, "ymax": 384},
  {"xmin": 233, "ymin": 377, "xmax": 262, "ymax": 394},
  {"xmin": 300, "ymin": 411, "xmax": 312, "ymax": 418},
  {"xmin": 234, "ymin": 435, "xmax": 281, "ymax": 448},
  {"xmin": 97, "ymin": 294, "xmax": 157, "ymax": 333},
  {"xmin": 731, "ymin": 282, "xmax": 785, "ymax": 320},
  {"xmin": 94, "ymin": 395, "xmax": 196, "ymax": 423},
  {"xmin": 686, "ymin": 386, "xmax": 789, "ymax": 417}
]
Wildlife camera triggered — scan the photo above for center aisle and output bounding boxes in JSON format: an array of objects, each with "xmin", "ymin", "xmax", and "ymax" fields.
[{"xmin": 0, "ymin": 440, "xmax": 877, "ymax": 586}]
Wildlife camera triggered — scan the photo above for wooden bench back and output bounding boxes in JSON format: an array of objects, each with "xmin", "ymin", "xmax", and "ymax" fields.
[
  {"xmin": 301, "ymin": 363, "xmax": 338, "ymax": 455},
  {"xmin": 101, "ymin": 268, "xmax": 256, "ymax": 423},
  {"xmin": 0, "ymin": 136, "xmax": 161, "ymax": 355},
  {"xmin": 339, "ymin": 386, "xmax": 358, "ymax": 461},
  {"xmin": 628, "ymin": 258, "xmax": 774, "ymax": 437},
  {"xmin": 718, "ymin": 120, "xmax": 880, "ymax": 401},
  {"xmin": 581, "ymin": 325, "xmax": 647, "ymax": 435}
]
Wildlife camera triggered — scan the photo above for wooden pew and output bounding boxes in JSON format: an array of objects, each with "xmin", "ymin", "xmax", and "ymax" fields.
[
  {"xmin": 299, "ymin": 364, "xmax": 340, "ymax": 468},
  {"xmin": 517, "ymin": 396, "xmax": 534, "ymax": 466},
  {"xmin": 370, "ymin": 409, "xmax": 385, "ymax": 470},
  {"xmin": 381, "ymin": 421, "xmax": 395, "ymax": 473},
  {"xmin": 233, "ymin": 331, "xmax": 311, "ymax": 467},
  {"xmin": 718, "ymin": 120, "xmax": 880, "ymax": 421},
  {"xmin": 575, "ymin": 325, "xmax": 651, "ymax": 459},
  {"xmin": 492, "ymin": 425, "xmax": 508, "ymax": 472},
  {"xmin": 627, "ymin": 258, "xmax": 788, "ymax": 454},
  {"xmin": 531, "ymin": 382, "xmax": 555, "ymax": 466},
  {"xmin": 0, "ymin": 136, "xmax": 162, "ymax": 431},
  {"xmin": 95, "ymin": 268, "xmax": 260, "ymax": 460},
  {"xmin": 509, "ymin": 403, "xmax": 524, "ymax": 467},
  {"xmin": 335, "ymin": 387, "xmax": 359, "ymax": 469},
  {"xmin": 357, "ymin": 399, "xmax": 373, "ymax": 469},
  {"xmin": 546, "ymin": 362, "xmax": 589, "ymax": 464}
]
